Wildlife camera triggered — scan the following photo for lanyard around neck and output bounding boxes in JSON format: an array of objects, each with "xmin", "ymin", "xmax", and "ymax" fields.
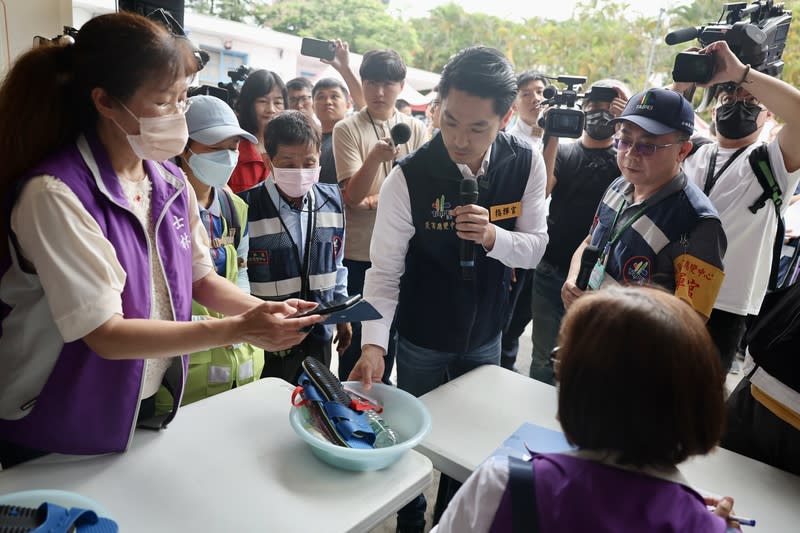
[
  {"xmin": 367, "ymin": 109, "xmax": 395, "ymax": 177},
  {"xmin": 603, "ymin": 199, "xmax": 649, "ymax": 257}
]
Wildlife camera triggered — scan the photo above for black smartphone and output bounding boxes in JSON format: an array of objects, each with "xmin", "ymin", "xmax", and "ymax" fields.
[
  {"xmin": 300, "ymin": 38, "xmax": 336, "ymax": 61},
  {"xmin": 584, "ymin": 86, "xmax": 618, "ymax": 102},
  {"xmin": 298, "ymin": 294, "xmax": 362, "ymax": 318}
]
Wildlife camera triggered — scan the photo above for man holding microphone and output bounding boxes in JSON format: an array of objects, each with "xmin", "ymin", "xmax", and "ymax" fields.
[{"xmin": 348, "ymin": 45, "xmax": 548, "ymax": 533}]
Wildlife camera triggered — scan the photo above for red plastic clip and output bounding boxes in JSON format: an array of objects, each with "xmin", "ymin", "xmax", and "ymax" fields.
[
  {"xmin": 291, "ymin": 385, "xmax": 309, "ymax": 407},
  {"xmin": 349, "ymin": 398, "xmax": 383, "ymax": 414}
]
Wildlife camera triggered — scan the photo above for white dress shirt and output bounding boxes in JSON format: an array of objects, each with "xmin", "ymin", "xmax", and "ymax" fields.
[{"xmin": 361, "ymin": 144, "xmax": 549, "ymax": 351}]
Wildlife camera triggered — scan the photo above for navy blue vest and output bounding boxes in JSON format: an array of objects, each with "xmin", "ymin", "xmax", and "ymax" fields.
[
  {"xmin": 397, "ymin": 132, "xmax": 531, "ymax": 353},
  {"xmin": 590, "ymin": 174, "xmax": 719, "ymax": 285},
  {"xmin": 240, "ymin": 181, "xmax": 344, "ymax": 341}
]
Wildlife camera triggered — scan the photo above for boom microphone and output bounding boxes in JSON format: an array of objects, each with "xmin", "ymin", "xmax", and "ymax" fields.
[
  {"xmin": 390, "ymin": 123, "xmax": 412, "ymax": 146},
  {"xmin": 459, "ymin": 177, "xmax": 479, "ymax": 281},
  {"xmin": 665, "ymin": 26, "xmax": 700, "ymax": 45},
  {"xmin": 575, "ymin": 245, "xmax": 601, "ymax": 291}
]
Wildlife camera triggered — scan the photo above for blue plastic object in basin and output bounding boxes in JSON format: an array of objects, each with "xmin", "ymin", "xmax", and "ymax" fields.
[{"xmin": 289, "ymin": 382, "xmax": 432, "ymax": 471}]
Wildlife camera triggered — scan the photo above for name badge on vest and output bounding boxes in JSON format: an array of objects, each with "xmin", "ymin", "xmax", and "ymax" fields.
[{"xmin": 489, "ymin": 201, "xmax": 522, "ymax": 221}]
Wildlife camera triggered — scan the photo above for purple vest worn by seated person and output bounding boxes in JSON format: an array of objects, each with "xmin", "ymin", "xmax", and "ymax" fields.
[
  {"xmin": 490, "ymin": 453, "xmax": 727, "ymax": 533},
  {"xmin": 0, "ymin": 131, "xmax": 193, "ymax": 455}
]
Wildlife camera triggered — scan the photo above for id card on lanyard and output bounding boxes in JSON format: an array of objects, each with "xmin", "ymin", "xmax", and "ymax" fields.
[{"xmin": 589, "ymin": 199, "xmax": 648, "ymax": 290}]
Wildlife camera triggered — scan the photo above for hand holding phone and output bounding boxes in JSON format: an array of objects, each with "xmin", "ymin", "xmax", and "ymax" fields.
[
  {"xmin": 301, "ymin": 37, "xmax": 336, "ymax": 61},
  {"xmin": 297, "ymin": 294, "xmax": 362, "ymax": 318}
]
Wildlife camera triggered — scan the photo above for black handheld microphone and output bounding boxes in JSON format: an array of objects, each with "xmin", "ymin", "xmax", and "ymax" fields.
[
  {"xmin": 390, "ymin": 123, "xmax": 412, "ymax": 146},
  {"xmin": 459, "ymin": 177, "xmax": 479, "ymax": 280},
  {"xmin": 664, "ymin": 26, "xmax": 700, "ymax": 46},
  {"xmin": 575, "ymin": 245, "xmax": 601, "ymax": 291}
]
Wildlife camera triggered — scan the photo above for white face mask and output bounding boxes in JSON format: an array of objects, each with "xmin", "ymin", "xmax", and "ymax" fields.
[
  {"xmin": 272, "ymin": 166, "xmax": 320, "ymax": 198},
  {"xmin": 115, "ymin": 102, "xmax": 189, "ymax": 161},
  {"xmin": 187, "ymin": 149, "xmax": 239, "ymax": 188}
]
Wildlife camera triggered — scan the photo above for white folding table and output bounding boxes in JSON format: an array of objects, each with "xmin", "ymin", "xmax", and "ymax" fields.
[
  {"xmin": 417, "ymin": 364, "xmax": 800, "ymax": 532},
  {"xmin": 0, "ymin": 378, "xmax": 432, "ymax": 533}
]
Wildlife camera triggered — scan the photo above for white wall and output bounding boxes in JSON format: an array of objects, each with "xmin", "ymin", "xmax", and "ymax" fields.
[
  {"xmin": 1, "ymin": 0, "xmax": 73, "ymax": 75},
  {"xmin": 1, "ymin": 1, "xmax": 439, "ymax": 89}
]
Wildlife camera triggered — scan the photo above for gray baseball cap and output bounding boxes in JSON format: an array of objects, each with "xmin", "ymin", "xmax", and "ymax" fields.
[{"xmin": 185, "ymin": 95, "xmax": 257, "ymax": 145}]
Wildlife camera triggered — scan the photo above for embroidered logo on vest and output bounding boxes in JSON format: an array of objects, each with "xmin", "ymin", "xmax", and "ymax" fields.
[
  {"xmin": 623, "ymin": 256, "xmax": 651, "ymax": 283},
  {"xmin": 333, "ymin": 235, "xmax": 343, "ymax": 258},
  {"xmin": 431, "ymin": 194, "xmax": 453, "ymax": 220},
  {"xmin": 249, "ymin": 250, "xmax": 270, "ymax": 265}
]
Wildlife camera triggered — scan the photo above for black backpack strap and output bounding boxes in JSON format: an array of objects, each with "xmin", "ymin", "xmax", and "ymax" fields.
[
  {"xmin": 704, "ymin": 145, "xmax": 749, "ymax": 196},
  {"xmin": 748, "ymin": 145, "xmax": 784, "ymax": 290},
  {"xmin": 217, "ymin": 187, "xmax": 242, "ymax": 251},
  {"xmin": 688, "ymin": 135, "xmax": 714, "ymax": 157},
  {"xmin": 508, "ymin": 456, "xmax": 540, "ymax": 533}
]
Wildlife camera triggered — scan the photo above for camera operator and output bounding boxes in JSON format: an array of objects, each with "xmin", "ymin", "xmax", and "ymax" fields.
[
  {"xmin": 675, "ymin": 41, "xmax": 800, "ymax": 373},
  {"xmin": 528, "ymin": 80, "xmax": 628, "ymax": 384},
  {"xmin": 561, "ymin": 87, "xmax": 727, "ymax": 322},
  {"xmin": 673, "ymin": 40, "xmax": 800, "ymax": 475}
]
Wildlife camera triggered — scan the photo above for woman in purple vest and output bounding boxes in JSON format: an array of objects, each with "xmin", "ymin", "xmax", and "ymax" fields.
[
  {"xmin": 433, "ymin": 286, "xmax": 742, "ymax": 532},
  {"xmin": 0, "ymin": 12, "xmax": 322, "ymax": 468}
]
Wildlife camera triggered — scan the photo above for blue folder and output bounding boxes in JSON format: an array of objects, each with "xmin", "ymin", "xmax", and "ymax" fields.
[{"xmin": 489, "ymin": 422, "xmax": 575, "ymax": 461}]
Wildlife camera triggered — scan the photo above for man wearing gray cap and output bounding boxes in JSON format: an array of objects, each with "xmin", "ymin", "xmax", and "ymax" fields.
[
  {"xmin": 561, "ymin": 88, "xmax": 727, "ymax": 321},
  {"xmin": 155, "ymin": 94, "xmax": 265, "ymax": 411}
]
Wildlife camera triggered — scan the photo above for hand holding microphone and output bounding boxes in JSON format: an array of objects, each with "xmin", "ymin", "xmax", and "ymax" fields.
[
  {"xmin": 390, "ymin": 123, "xmax": 411, "ymax": 146},
  {"xmin": 575, "ymin": 245, "xmax": 601, "ymax": 290},
  {"xmin": 458, "ymin": 177, "xmax": 479, "ymax": 280}
]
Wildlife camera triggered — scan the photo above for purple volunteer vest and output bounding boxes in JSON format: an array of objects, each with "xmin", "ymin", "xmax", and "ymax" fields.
[
  {"xmin": 0, "ymin": 131, "xmax": 193, "ymax": 454},
  {"xmin": 490, "ymin": 453, "xmax": 727, "ymax": 532}
]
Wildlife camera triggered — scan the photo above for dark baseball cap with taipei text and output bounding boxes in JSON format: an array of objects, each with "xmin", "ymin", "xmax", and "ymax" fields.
[{"xmin": 609, "ymin": 88, "xmax": 694, "ymax": 136}]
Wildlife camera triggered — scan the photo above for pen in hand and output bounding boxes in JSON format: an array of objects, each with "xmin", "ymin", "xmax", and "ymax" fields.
[{"xmin": 706, "ymin": 505, "xmax": 756, "ymax": 527}]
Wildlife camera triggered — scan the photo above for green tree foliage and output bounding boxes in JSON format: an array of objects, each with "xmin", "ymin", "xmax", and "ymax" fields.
[
  {"xmin": 189, "ymin": 0, "xmax": 800, "ymax": 91},
  {"xmin": 186, "ymin": 0, "xmax": 255, "ymax": 23},
  {"xmin": 253, "ymin": 0, "xmax": 420, "ymax": 64}
]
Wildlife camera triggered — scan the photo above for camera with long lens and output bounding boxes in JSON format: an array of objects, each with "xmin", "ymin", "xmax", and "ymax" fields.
[
  {"xmin": 667, "ymin": 0, "xmax": 792, "ymax": 83},
  {"xmin": 537, "ymin": 75, "xmax": 587, "ymax": 138}
]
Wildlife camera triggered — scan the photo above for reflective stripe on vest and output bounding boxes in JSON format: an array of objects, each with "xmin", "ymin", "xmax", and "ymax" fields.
[
  {"xmin": 249, "ymin": 211, "xmax": 344, "ymax": 238},
  {"xmin": 250, "ymin": 271, "xmax": 338, "ymax": 298}
]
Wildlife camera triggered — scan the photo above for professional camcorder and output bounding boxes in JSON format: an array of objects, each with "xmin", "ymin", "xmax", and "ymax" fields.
[
  {"xmin": 537, "ymin": 76, "xmax": 618, "ymax": 138},
  {"xmin": 537, "ymin": 75, "xmax": 586, "ymax": 138},
  {"xmin": 189, "ymin": 65, "xmax": 252, "ymax": 109},
  {"xmin": 667, "ymin": 0, "xmax": 792, "ymax": 84}
]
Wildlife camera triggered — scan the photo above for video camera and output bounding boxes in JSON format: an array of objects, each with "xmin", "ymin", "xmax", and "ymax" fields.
[
  {"xmin": 667, "ymin": 0, "xmax": 792, "ymax": 84},
  {"xmin": 537, "ymin": 76, "xmax": 618, "ymax": 138},
  {"xmin": 188, "ymin": 65, "xmax": 253, "ymax": 109},
  {"xmin": 537, "ymin": 76, "xmax": 586, "ymax": 138}
]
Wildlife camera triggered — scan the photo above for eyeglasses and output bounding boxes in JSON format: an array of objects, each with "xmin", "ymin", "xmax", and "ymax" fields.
[
  {"xmin": 289, "ymin": 95, "xmax": 312, "ymax": 106},
  {"xmin": 718, "ymin": 93, "xmax": 761, "ymax": 107},
  {"xmin": 157, "ymin": 99, "xmax": 191, "ymax": 114},
  {"xmin": 613, "ymin": 137, "xmax": 684, "ymax": 157}
]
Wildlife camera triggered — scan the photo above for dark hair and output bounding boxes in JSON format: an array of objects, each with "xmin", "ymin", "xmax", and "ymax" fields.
[
  {"xmin": 395, "ymin": 99, "xmax": 411, "ymax": 110},
  {"xmin": 359, "ymin": 49, "xmax": 406, "ymax": 82},
  {"xmin": 264, "ymin": 110, "xmax": 322, "ymax": 160},
  {"xmin": 556, "ymin": 286, "xmax": 725, "ymax": 468},
  {"xmin": 236, "ymin": 69, "xmax": 287, "ymax": 136},
  {"xmin": 0, "ymin": 11, "xmax": 196, "ymax": 256},
  {"xmin": 286, "ymin": 77, "xmax": 313, "ymax": 92},
  {"xmin": 439, "ymin": 46, "xmax": 517, "ymax": 117},
  {"xmin": 312, "ymin": 77, "xmax": 349, "ymax": 100},
  {"xmin": 517, "ymin": 70, "xmax": 547, "ymax": 89}
]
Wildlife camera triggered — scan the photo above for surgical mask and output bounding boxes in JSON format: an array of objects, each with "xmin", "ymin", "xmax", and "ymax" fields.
[
  {"xmin": 715, "ymin": 101, "xmax": 761, "ymax": 140},
  {"xmin": 584, "ymin": 109, "xmax": 615, "ymax": 140},
  {"xmin": 272, "ymin": 167, "xmax": 320, "ymax": 198},
  {"xmin": 114, "ymin": 102, "xmax": 189, "ymax": 161},
  {"xmin": 187, "ymin": 149, "xmax": 239, "ymax": 188}
]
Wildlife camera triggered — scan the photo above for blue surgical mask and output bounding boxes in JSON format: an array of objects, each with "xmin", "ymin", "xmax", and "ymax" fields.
[{"xmin": 187, "ymin": 149, "xmax": 239, "ymax": 188}]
